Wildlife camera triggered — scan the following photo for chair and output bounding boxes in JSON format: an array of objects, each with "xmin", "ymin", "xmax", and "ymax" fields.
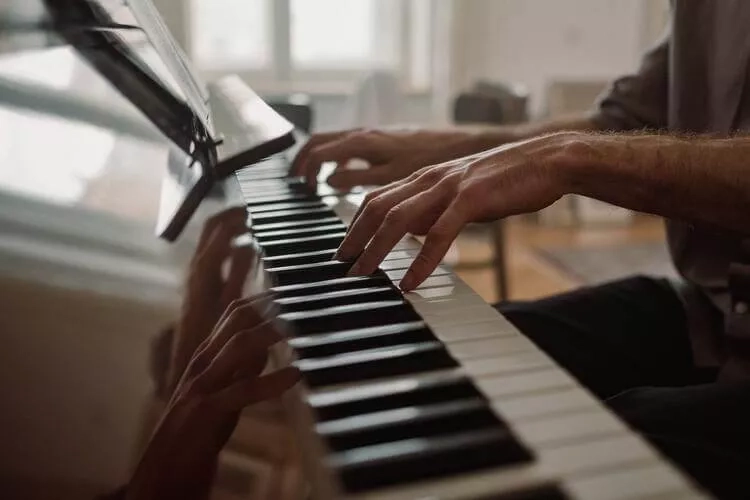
[{"xmin": 451, "ymin": 81, "xmax": 529, "ymax": 302}]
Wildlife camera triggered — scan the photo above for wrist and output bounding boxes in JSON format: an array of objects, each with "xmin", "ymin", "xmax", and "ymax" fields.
[{"xmin": 546, "ymin": 131, "xmax": 610, "ymax": 195}]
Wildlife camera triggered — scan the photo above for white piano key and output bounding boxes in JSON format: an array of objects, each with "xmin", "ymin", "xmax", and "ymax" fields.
[
  {"xmin": 431, "ymin": 319, "xmax": 518, "ymax": 343},
  {"xmin": 410, "ymin": 303, "xmax": 504, "ymax": 326},
  {"xmin": 492, "ymin": 388, "xmax": 598, "ymax": 420},
  {"xmin": 462, "ymin": 350, "xmax": 553, "ymax": 377},
  {"xmin": 538, "ymin": 435, "xmax": 654, "ymax": 476},
  {"xmin": 512, "ymin": 409, "xmax": 627, "ymax": 447},
  {"xmin": 476, "ymin": 368, "xmax": 576, "ymax": 398},
  {"xmin": 385, "ymin": 265, "xmax": 450, "ymax": 281},
  {"xmin": 414, "ymin": 274, "xmax": 458, "ymax": 289},
  {"xmin": 565, "ymin": 463, "xmax": 702, "ymax": 500},
  {"xmin": 379, "ymin": 257, "xmax": 414, "ymax": 270},
  {"xmin": 447, "ymin": 336, "xmax": 536, "ymax": 360},
  {"xmin": 384, "ymin": 250, "xmax": 414, "ymax": 261}
]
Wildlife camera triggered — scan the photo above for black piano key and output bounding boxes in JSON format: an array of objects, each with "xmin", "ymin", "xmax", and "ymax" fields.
[
  {"xmin": 272, "ymin": 275, "xmax": 392, "ymax": 299},
  {"xmin": 252, "ymin": 217, "xmax": 341, "ymax": 233},
  {"xmin": 245, "ymin": 193, "xmax": 319, "ymax": 207},
  {"xmin": 251, "ymin": 206, "xmax": 336, "ymax": 225},
  {"xmin": 255, "ymin": 223, "xmax": 347, "ymax": 243},
  {"xmin": 319, "ymin": 398, "xmax": 495, "ymax": 451},
  {"xmin": 280, "ymin": 301, "xmax": 418, "ymax": 335},
  {"xmin": 247, "ymin": 200, "xmax": 326, "ymax": 214},
  {"xmin": 262, "ymin": 249, "xmax": 338, "ymax": 267},
  {"xmin": 309, "ymin": 373, "xmax": 481, "ymax": 421},
  {"xmin": 267, "ymin": 260, "xmax": 358, "ymax": 287},
  {"xmin": 290, "ymin": 321, "xmax": 432, "ymax": 358},
  {"xmin": 277, "ymin": 286, "xmax": 398, "ymax": 313},
  {"xmin": 297, "ymin": 341, "xmax": 457, "ymax": 387},
  {"xmin": 331, "ymin": 428, "xmax": 532, "ymax": 493},
  {"xmin": 260, "ymin": 232, "xmax": 346, "ymax": 257}
]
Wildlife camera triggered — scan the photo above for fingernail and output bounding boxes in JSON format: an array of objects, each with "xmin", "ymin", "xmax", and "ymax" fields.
[{"xmin": 400, "ymin": 270, "xmax": 416, "ymax": 292}]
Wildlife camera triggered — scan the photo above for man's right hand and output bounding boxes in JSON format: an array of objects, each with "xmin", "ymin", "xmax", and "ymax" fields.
[{"xmin": 291, "ymin": 128, "xmax": 490, "ymax": 190}]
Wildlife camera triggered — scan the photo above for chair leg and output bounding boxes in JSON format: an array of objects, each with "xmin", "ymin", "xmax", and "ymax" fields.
[{"xmin": 491, "ymin": 220, "xmax": 509, "ymax": 301}]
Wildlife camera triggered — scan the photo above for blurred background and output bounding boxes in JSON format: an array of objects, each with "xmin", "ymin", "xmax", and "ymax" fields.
[{"xmin": 0, "ymin": 1, "xmax": 675, "ymax": 499}]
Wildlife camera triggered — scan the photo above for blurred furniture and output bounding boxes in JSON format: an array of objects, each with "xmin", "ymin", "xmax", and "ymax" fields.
[
  {"xmin": 270, "ymin": 93, "xmax": 314, "ymax": 134},
  {"xmin": 451, "ymin": 81, "xmax": 529, "ymax": 301},
  {"xmin": 541, "ymin": 79, "xmax": 632, "ymax": 227}
]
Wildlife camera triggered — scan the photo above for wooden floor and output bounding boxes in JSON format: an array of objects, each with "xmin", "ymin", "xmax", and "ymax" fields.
[{"xmin": 449, "ymin": 214, "xmax": 666, "ymax": 304}]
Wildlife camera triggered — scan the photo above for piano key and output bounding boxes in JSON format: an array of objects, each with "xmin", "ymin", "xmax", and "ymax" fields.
[
  {"xmin": 537, "ymin": 435, "xmax": 652, "ymax": 477},
  {"xmin": 297, "ymin": 341, "xmax": 457, "ymax": 387},
  {"xmin": 476, "ymin": 369, "xmax": 577, "ymax": 399},
  {"xmin": 463, "ymin": 350, "xmax": 553, "ymax": 377},
  {"xmin": 318, "ymin": 398, "xmax": 495, "ymax": 451},
  {"xmin": 246, "ymin": 200, "xmax": 326, "ymax": 214},
  {"xmin": 565, "ymin": 463, "xmax": 696, "ymax": 500},
  {"xmin": 259, "ymin": 232, "xmax": 346, "ymax": 256},
  {"xmin": 267, "ymin": 260, "xmax": 358, "ymax": 287},
  {"xmin": 254, "ymin": 222, "xmax": 347, "ymax": 242},
  {"xmin": 262, "ymin": 249, "xmax": 338, "ymax": 268},
  {"xmin": 251, "ymin": 206, "xmax": 337, "ymax": 225},
  {"xmin": 430, "ymin": 319, "xmax": 519, "ymax": 343},
  {"xmin": 330, "ymin": 428, "xmax": 532, "ymax": 493},
  {"xmin": 447, "ymin": 336, "xmax": 537, "ymax": 361},
  {"xmin": 308, "ymin": 371, "xmax": 480, "ymax": 421},
  {"xmin": 276, "ymin": 286, "xmax": 399, "ymax": 313},
  {"xmin": 492, "ymin": 389, "xmax": 599, "ymax": 421},
  {"xmin": 252, "ymin": 216, "xmax": 342, "ymax": 233},
  {"xmin": 245, "ymin": 193, "xmax": 319, "ymax": 207},
  {"xmin": 512, "ymin": 410, "xmax": 625, "ymax": 448},
  {"xmin": 289, "ymin": 321, "xmax": 432, "ymax": 358},
  {"xmin": 279, "ymin": 300, "xmax": 420, "ymax": 335},
  {"xmin": 379, "ymin": 257, "xmax": 415, "ymax": 270},
  {"xmin": 385, "ymin": 266, "xmax": 450, "ymax": 281},
  {"xmin": 271, "ymin": 275, "xmax": 393, "ymax": 299}
]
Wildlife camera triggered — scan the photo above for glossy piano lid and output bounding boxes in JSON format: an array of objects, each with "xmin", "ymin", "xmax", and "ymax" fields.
[{"xmin": 0, "ymin": 0, "xmax": 296, "ymax": 242}]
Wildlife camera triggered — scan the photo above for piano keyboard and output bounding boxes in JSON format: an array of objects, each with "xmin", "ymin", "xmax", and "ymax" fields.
[{"xmin": 235, "ymin": 158, "xmax": 707, "ymax": 500}]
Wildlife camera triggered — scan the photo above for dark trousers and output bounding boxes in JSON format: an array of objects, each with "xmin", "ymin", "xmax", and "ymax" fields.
[{"xmin": 495, "ymin": 276, "xmax": 750, "ymax": 499}]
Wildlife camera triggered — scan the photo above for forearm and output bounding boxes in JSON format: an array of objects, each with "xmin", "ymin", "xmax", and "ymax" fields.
[
  {"xmin": 562, "ymin": 133, "xmax": 750, "ymax": 233},
  {"xmin": 458, "ymin": 112, "xmax": 603, "ymax": 154}
]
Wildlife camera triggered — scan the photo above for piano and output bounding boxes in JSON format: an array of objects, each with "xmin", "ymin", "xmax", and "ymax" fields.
[{"xmin": 0, "ymin": 1, "xmax": 708, "ymax": 499}]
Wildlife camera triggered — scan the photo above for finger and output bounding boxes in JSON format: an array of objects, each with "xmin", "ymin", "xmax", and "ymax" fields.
[
  {"xmin": 195, "ymin": 206, "xmax": 247, "ymax": 254},
  {"xmin": 290, "ymin": 131, "xmax": 349, "ymax": 178},
  {"xmin": 193, "ymin": 296, "xmax": 272, "ymax": 366},
  {"xmin": 219, "ymin": 245, "xmax": 255, "ymax": 309},
  {"xmin": 399, "ymin": 200, "xmax": 469, "ymax": 292},
  {"xmin": 213, "ymin": 366, "xmax": 301, "ymax": 411},
  {"xmin": 303, "ymin": 134, "xmax": 385, "ymax": 188},
  {"xmin": 197, "ymin": 326, "xmax": 282, "ymax": 389},
  {"xmin": 349, "ymin": 186, "xmax": 452, "ymax": 276},
  {"xmin": 336, "ymin": 174, "xmax": 436, "ymax": 262}
]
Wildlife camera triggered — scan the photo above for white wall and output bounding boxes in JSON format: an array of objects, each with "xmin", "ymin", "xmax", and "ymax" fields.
[{"xmin": 449, "ymin": 0, "xmax": 669, "ymax": 118}]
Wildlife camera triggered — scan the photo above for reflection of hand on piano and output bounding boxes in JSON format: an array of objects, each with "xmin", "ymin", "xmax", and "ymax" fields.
[
  {"xmin": 127, "ymin": 297, "xmax": 300, "ymax": 500},
  {"xmin": 167, "ymin": 207, "xmax": 258, "ymax": 392}
]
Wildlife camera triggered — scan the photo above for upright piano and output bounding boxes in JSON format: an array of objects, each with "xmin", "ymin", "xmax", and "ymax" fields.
[{"xmin": 0, "ymin": 1, "xmax": 708, "ymax": 499}]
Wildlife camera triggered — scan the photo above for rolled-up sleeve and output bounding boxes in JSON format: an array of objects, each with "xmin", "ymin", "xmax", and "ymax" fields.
[{"xmin": 593, "ymin": 28, "xmax": 671, "ymax": 131}]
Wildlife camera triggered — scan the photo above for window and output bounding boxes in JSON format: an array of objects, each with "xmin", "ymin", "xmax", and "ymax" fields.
[{"xmin": 188, "ymin": 0, "xmax": 432, "ymax": 91}]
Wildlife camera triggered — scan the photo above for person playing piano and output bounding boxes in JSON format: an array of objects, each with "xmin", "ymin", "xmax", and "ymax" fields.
[
  {"xmin": 291, "ymin": 2, "xmax": 750, "ymax": 498},
  {"xmin": 102, "ymin": 208, "xmax": 299, "ymax": 500}
]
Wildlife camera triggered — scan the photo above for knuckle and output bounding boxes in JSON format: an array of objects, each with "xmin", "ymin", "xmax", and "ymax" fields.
[{"xmin": 383, "ymin": 206, "xmax": 407, "ymax": 227}]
